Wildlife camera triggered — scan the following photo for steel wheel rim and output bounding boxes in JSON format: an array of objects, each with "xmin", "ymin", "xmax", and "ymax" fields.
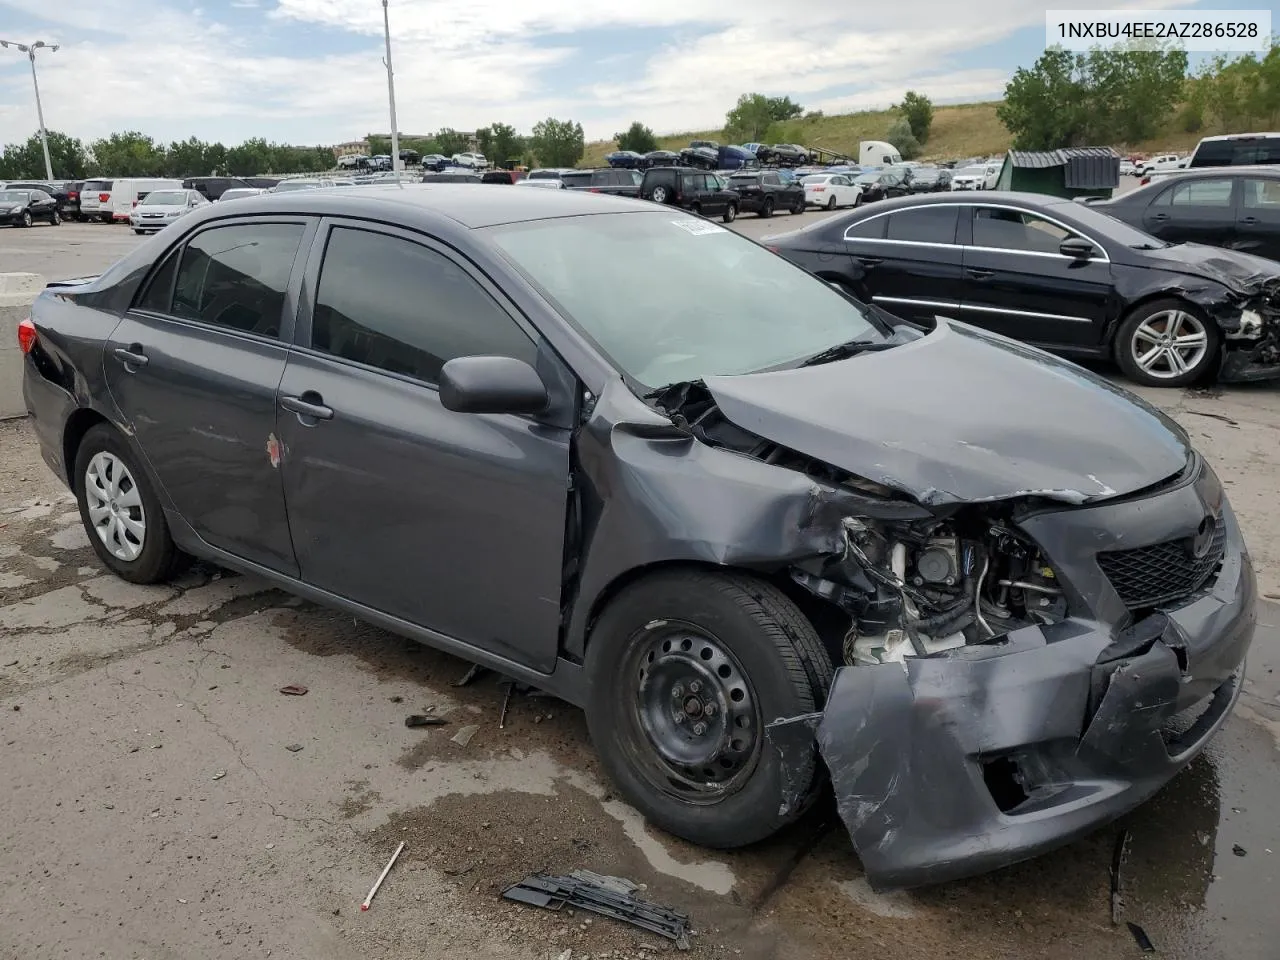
[
  {"xmin": 620, "ymin": 621, "xmax": 762, "ymax": 804},
  {"xmin": 1131, "ymin": 309, "xmax": 1209, "ymax": 380},
  {"xmin": 84, "ymin": 452, "xmax": 146, "ymax": 562}
]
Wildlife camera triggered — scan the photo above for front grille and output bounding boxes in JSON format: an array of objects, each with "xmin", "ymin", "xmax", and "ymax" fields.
[{"xmin": 1097, "ymin": 519, "xmax": 1225, "ymax": 610}]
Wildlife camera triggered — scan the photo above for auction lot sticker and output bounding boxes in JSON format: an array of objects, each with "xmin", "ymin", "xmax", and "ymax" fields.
[{"xmin": 671, "ymin": 219, "xmax": 726, "ymax": 236}]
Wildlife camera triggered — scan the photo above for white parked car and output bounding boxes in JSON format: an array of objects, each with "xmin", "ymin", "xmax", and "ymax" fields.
[
  {"xmin": 802, "ymin": 173, "xmax": 862, "ymax": 209},
  {"xmin": 1119, "ymin": 159, "xmax": 1137, "ymax": 176},
  {"xmin": 270, "ymin": 178, "xmax": 338, "ymax": 193},
  {"xmin": 950, "ymin": 165, "xmax": 988, "ymax": 190},
  {"xmin": 1138, "ymin": 154, "xmax": 1185, "ymax": 176},
  {"xmin": 452, "ymin": 152, "xmax": 488, "ymax": 169},
  {"xmin": 514, "ymin": 177, "xmax": 565, "ymax": 188},
  {"xmin": 216, "ymin": 187, "xmax": 265, "ymax": 202},
  {"xmin": 127, "ymin": 188, "xmax": 209, "ymax": 234}
]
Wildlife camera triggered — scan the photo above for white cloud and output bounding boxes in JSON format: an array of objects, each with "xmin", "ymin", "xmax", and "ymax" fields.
[{"xmin": 0, "ymin": 0, "xmax": 1207, "ymax": 146}]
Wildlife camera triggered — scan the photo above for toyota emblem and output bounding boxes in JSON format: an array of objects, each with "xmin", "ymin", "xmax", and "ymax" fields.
[{"xmin": 1190, "ymin": 516, "xmax": 1215, "ymax": 558}]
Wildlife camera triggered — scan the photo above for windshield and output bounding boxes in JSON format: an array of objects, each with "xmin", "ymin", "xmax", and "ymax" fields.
[
  {"xmin": 0, "ymin": 191, "xmax": 28, "ymax": 202},
  {"xmin": 220, "ymin": 189, "xmax": 257, "ymax": 200},
  {"xmin": 855, "ymin": 173, "xmax": 879, "ymax": 184},
  {"xmin": 142, "ymin": 191, "xmax": 188, "ymax": 205},
  {"xmin": 801, "ymin": 175, "xmax": 831, "ymax": 184},
  {"xmin": 489, "ymin": 212, "xmax": 884, "ymax": 388},
  {"xmin": 273, "ymin": 180, "xmax": 319, "ymax": 192},
  {"xmin": 957, "ymin": 166, "xmax": 986, "ymax": 177}
]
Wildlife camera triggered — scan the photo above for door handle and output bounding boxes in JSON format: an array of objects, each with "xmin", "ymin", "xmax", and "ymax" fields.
[
  {"xmin": 856, "ymin": 256, "xmax": 883, "ymax": 266},
  {"xmin": 1149, "ymin": 213, "xmax": 1169, "ymax": 222},
  {"xmin": 1239, "ymin": 216, "xmax": 1259, "ymax": 225},
  {"xmin": 111, "ymin": 345, "xmax": 149, "ymax": 369},
  {"xmin": 967, "ymin": 268, "xmax": 994, "ymax": 280},
  {"xmin": 280, "ymin": 393, "xmax": 334, "ymax": 422}
]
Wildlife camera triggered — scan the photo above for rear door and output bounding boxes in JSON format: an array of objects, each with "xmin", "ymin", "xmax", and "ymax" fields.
[
  {"xmin": 103, "ymin": 217, "xmax": 314, "ymax": 574},
  {"xmin": 847, "ymin": 204, "xmax": 963, "ymax": 325},
  {"xmin": 960, "ymin": 204, "xmax": 1113, "ymax": 350},
  {"xmin": 1236, "ymin": 178, "xmax": 1280, "ymax": 261},
  {"xmin": 1143, "ymin": 177, "xmax": 1238, "ymax": 248},
  {"xmin": 275, "ymin": 220, "xmax": 572, "ymax": 671}
]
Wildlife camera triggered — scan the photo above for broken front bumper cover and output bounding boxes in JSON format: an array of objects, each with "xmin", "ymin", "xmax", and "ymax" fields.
[{"xmin": 777, "ymin": 518, "xmax": 1255, "ymax": 891}]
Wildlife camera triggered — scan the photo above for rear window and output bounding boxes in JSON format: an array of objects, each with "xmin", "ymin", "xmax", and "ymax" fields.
[
  {"xmin": 84, "ymin": 180, "xmax": 113, "ymax": 191},
  {"xmin": 561, "ymin": 172, "xmax": 592, "ymax": 187},
  {"xmin": 729, "ymin": 174, "xmax": 760, "ymax": 185},
  {"xmin": 1190, "ymin": 136, "xmax": 1280, "ymax": 168}
]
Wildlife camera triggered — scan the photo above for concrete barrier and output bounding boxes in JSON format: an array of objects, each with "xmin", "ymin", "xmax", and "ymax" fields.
[{"xmin": 0, "ymin": 273, "xmax": 45, "ymax": 420}]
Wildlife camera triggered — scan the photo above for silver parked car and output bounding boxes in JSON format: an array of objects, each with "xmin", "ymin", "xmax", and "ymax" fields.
[{"xmin": 127, "ymin": 189, "xmax": 209, "ymax": 234}]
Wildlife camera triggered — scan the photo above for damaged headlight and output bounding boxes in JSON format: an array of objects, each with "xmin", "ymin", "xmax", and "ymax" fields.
[{"xmin": 792, "ymin": 513, "xmax": 1067, "ymax": 665}]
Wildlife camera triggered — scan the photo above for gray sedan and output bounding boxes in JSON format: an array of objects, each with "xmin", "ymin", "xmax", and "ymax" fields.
[{"xmin": 20, "ymin": 186, "xmax": 1254, "ymax": 890}]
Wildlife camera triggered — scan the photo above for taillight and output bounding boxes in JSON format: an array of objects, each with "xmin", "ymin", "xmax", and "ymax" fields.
[
  {"xmin": 99, "ymin": 193, "xmax": 109, "ymax": 202},
  {"xmin": 811, "ymin": 186, "xmax": 826, "ymax": 192},
  {"xmin": 132, "ymin": 200, "xmax": 139, "ymax": 208},
  {"xmin": 1140, "ymin": 177, "xmax": 1150, "ymax": 185},
  {"xmin": 17, "ymin": 318, "xmax": 37, "ymax": 355},
  {"xmin": 68, "ymin": 191, "xmax": 79, "ymax": 200},
  {"xmin": 589, "ymin": 188, "xmax": 602, "ymax": 193}
]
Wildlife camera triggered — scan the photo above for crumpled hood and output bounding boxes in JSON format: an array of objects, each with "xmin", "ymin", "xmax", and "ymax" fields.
[
  {"xmin": 1140, "ymin": 243, "xmax": 1280, "ymax": 297},
  {"xmin": 703, "ymin": 320, "xmax": 1191, "ymax": 506}
]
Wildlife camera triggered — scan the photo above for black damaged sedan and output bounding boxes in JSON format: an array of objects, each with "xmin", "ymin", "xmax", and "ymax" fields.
[
  {"xmin": 20, "ymin": 187, "xmax": 1254, "ymax": 889},
  {"xmin": 766, "ymin": 192, "xmax": 1280, "ymax": 386}
]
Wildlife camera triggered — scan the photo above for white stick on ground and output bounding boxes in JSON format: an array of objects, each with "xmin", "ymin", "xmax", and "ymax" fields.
[{"xmin": 360, "ymin": 841, "xmax": 406, "ymax": 911}]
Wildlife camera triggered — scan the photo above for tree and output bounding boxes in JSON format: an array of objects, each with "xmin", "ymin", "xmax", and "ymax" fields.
[
  {"xmin": 885, "ymin": 118, "xmax": 921, "ymax": 160},
  {"xmin": 488, "ymin": 122, "xmax": 523, "ymax": 165},
  {"xmin": 997, "ymin": 48, "xmax": 1091, "ymax": 149},
  {"xmin": 765, "ymin": 96, "xmax": 804, "ymax": 122},
  {"xmin": 530, "ymin": 117, "xmax": 584, "ymax": 167},
  {"xmin": 165, "ymin": 137, "xmax": 213, "ymax": 177},
  {"xmin": 896, "ymin": 91, "xmax": 934, "ymax": 143},
  {"xmin": 615, "ymin": 121, "xmax": 657, "ymax": 154},
  {"xmin": 435, "ymin": 128, "xmax": 470, "ymax": 156},
  {"xmin": 0, "ymin": 130, "xmax": 90, "ymax": 179},
  {"xmin": 474, "ymin": 127, "xmax": 494, "ymax": 158},
  {"xmin": 89, "ymin": 131, "xmax": 166, "ymax": 176}
]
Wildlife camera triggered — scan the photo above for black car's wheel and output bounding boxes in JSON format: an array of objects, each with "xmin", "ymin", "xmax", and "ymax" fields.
[
  {"xmin": 759, "ymin": 196, "xmax": 775, "ymax": 218},
  {"xmin": 651, "ymin": 185, "xmax": 670, "ymax": 204},
  {"xmin": 73, "ymin": 423, "xmax": 188, "ymax": 584},
  {"xmin": 689, "ymin": 203, "xmax": 702, "ymax": 217},
  {"xmin": 723, "ymin": 202, "xmax": 737, "ymax": 224},
  {"xmin": 20, "ymin": 211, "xmax": 32, "ymax": 228},
  {"xmin": 50, "ymin": 210, "xmax": 61, "ymax": 226},
  {"xmin": 791, "ymin": 197, "xmax": 805, "ymax": 215},
  {"xmin": 585, "ymin": 570, "xmax": 833, "ymax": 848},
  {"xmin": 825, "ymin": 196, "xmax": 836, "ymax": 210},
  {"xmin": 1115, "ymin": 298, "xmax": 1220, "ymax": 388}
]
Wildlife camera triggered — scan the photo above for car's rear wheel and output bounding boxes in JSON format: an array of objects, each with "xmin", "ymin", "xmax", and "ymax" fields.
[
  {"xmin": 650, "ymin": 185, "xmax": 669, "ymax": 204},
  {"xmin": 50, "ymin": 210, "xmax": 61, "ymax": 226},
  {"xmin": 760, "ymin": 197, "xmax": 775, "ymax": 218},
  {"xmin": 585, "ymin": 570, "xmax": 833, "ymax": 848},
  {"xmin": 73, "ymin": 423, "xmax": 187, "ymax": 584},
  {"xmin": 1115, "ymin": 298, "xmax": 1220, "ymax": 388},
  {"xmin": 791, "ymin": 197, "xmax": 805, "ymax": 215},
  {"xmin": 689, "ymin": 203, "xmax": 702, "ymax": 217},
  {"xmin": 826, "ymin": 196, "xmax": 836, "ymax": 210},
  {"xmin": 20, "ymin": 212, "xmax": 32, "ymax": 228},
  {"xmin": 723, "ymin": 202, "xmax": 737, "ymax": 224}
]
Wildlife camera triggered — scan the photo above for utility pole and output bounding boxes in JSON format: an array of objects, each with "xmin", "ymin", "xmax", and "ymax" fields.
[
  {"xmin": 0, "ymin": 39, "xmax": 59, "ymax": 181},
  {"xmin": 381, "ymin": 0, "xmax": 401, "ymax": 181}
]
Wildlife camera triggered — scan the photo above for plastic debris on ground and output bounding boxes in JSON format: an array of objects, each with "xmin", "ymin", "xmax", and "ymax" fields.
[
  {"xmin": 278, "ymin": 684, "xmax": 308, "ymax": 696},
  {"xmin": 405, "ymin": 714, "xmax": 448, "ymax": 728},
  {"xmin": 502, "ymin": 870, "xmax": 691, "ymax": 949}
]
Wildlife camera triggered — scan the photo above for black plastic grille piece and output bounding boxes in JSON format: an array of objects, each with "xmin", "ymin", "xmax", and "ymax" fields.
[{"xmin": 1097, "ymin": 520, "xmax": 1225, "ymax": 610}]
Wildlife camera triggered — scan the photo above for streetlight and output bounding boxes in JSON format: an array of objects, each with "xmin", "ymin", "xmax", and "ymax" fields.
[
  {"xmin": 0, "ymin": 38, "xmax": 59, "ymax": 181},
  {"xmin": 380, "ymin": 0, "xmax": 401, "ymax": 182}
]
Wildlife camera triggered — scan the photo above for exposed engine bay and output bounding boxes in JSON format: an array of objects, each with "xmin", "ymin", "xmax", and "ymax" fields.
[{"xmin": 791, "ymin": 515, "xmax": 1065, "ymax": 665}]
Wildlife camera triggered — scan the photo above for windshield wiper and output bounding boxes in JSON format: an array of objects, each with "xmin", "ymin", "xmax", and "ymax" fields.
[{"xmin": 798, "ymin": 338, "xmax": 896, "ymax": 367}]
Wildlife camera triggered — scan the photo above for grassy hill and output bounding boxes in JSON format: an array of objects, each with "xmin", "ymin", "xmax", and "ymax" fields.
[{"xmin": 581, "ymin": 100, "xmax": 1212, "ymax": 166}]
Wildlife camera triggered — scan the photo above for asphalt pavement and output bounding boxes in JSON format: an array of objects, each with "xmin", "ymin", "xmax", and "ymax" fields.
[{"xmin": 1, "ymin": 204, "xmax": 1278, "ymax": 960}]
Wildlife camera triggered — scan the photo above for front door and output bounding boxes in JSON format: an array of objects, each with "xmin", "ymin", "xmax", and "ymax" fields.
[
  {"xmin": 960, "ymin": 204, "xmax": 1113, "ymax": 350},
  {"xmin": 1237, "ymin": 177, "xmax": 1280, "ymax": 262},
  {"xmin": 844, "ymin": 204, "xmax": 964, "ymax": 326},
  {"xmin": 276, "ymin": 221, "xmax": 572, "ymax": 672},
  {"xmin": 1143, "ymin": 177, "xmax": 1238, "ymax": 248},
  {"xmin": 103, "ymin": 218, "xmax": 312, "ymax": 574}
]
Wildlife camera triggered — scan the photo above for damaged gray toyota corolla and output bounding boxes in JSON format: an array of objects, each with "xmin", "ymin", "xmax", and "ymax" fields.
[{"xmin": 22, "ymin": 190, "xmax": 1254, "ymax": 892}]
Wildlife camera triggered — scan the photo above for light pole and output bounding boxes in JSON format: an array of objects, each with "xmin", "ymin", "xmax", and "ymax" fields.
[
  {"xmin": 0, "ymin": 39, "xmax": 59, "ymax": 181},
  {"xmin": 380, "ymin": 0, "xmax": 401, "ymax": 181}
]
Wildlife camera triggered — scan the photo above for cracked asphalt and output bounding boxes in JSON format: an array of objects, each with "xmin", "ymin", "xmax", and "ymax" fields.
[{"xmin": 1, "ymin": 224, "xmax": 1279, "ymax": 960}]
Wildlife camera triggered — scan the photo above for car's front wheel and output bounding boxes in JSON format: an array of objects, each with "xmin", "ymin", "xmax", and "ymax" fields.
[
  {"xmin": 585, "ymin": 570, "xmax": 833, "ymax": 848},
  {"xmin": 20, "ymin": 212, "xmax": 32, "ymax": 228},
  {"xmin": 73, "ymin": 423, "xmax": 187, "ymax": 584},
  {"xmin": 1115, "ymin": 298, "xmax": 1220, "ymax": 387},
  {"xmin": 826, "ymin": 196, "xmax": 836, "ymax": 210},
  {"xmin": 760, "ymin": 197, "xmax": 775, "ymax": 218},
  {"xmin": 722, "ymin": 202, "xmax": 737, "ymax": 223}
]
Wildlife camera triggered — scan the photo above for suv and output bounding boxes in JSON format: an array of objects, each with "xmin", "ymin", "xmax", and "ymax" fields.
[
  {"xmin": 724, "ymin": 170, "xmax": 805, "ymax": 217},
  {"xmin": 1187, "ymin": 133, "xmax": 1280, "ymax": 169},
  {"xmin": 560, "ymin": 168, "xmax": 643, "ymax": 197},
  {"xmin": 183, "ymin": 177, "xmax": 254, "ymax": 201},
  {"xmin": 639, "ymin": 167, "xmax": 740, "ymax": 222},
  {"xmin": 769, "ymin": 144, "xmax": 810, "ymax": 167}
]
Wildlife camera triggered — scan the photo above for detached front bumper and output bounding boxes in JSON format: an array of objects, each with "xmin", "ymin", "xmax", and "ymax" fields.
[{"xmin": 787, "ymin": 467, "xmax": 1256, "ymax": 890}]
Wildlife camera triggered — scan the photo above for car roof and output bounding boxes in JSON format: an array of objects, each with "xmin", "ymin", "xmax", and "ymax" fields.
[
  {"xmin": 846, "ymin": 191, "xmax": 1073, "ymax": 214},
  {"xmin": 201, "ymin": 182, "xmax": 648, "ymax": 229},
  {"xmin": 1152, "ymin": 164, "xmax": 1280, "ymax": 177},
  {"xmin": 1196, "ymin": 132, "xmax": 1280, "ymax": 142}
]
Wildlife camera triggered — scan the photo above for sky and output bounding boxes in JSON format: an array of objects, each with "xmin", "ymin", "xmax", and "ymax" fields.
[{"xmin": 0, "ymin": 0, "xmax": 1244, "ymax": 147}]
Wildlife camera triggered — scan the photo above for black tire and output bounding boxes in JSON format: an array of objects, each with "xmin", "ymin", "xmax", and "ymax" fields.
[
  {"xmin": 826, "ymin": 196, "xmax": 836, "ymax": 210},
  {"xmin": 853, "ymin": 193, "xmax": 863, "ymax": 207},
  {"xmin": 585, "ymin": 570, "xmax": 834, "ymax": 849},
  {"xmin": 20, "ymin": 211, "xmax": 32, "ymax": 228},
  {"xmin": 791, "ymin": 197, "xmax": 805, "ymax": 215},
  {"xmin": 73, "ymin": 423, "xmax": 188, "ymax": 584},
  {"xmin": 50, "ymin": 210, "xmax": 61, "ymax": 226},
  {"xmin": 133, "ymin": 229, "xmax": 145, "ymax": 235},
  {"xmin": 689, "ymin": 203, "xmax": 701, "ymax": 217},
  {"xmin": 722, "ymin": 202, "xmax": 737, "ymax": 224},
  {"xmin": 759, "ymin": 197, "xmax": 775, "ymax": 218},
  {"xmin": 1114, "ymin": 297, "xmax": 1220, "ymax": 388},
  {"xmin": 651, "ymin": 185, "xmax": 669, "ymax": 204}
]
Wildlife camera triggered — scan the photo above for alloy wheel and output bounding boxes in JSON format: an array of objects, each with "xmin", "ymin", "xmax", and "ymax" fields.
[
  {"xmin": 1129, "ymin": 309, "xmax": 1210, "ymax": 380},
  {"xmin": 84, "ymin": 451, "xmax": 146, "ymax": 562}
]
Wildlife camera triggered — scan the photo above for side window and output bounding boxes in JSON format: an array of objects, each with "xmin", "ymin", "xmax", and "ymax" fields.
[
  {"xmin": 681, "ymin": 172, "xmax": 700, "ymax": 192},
  {"xmin": 310, "ymin": 227, "xmax": 537, "ymax": 385},
  {"xmin": 845, "ymin": 216, "xmax": 886, "ymax": 240},
  {"xmin": 763, "ymin": 173, "xmax": 780, "ymax": 186},
  {"xmin": 1243, "ymin": 179, "xmax": 1280, "ymax": 209},
  {"xmin": 886, "ymin": 206, "xmax": 959, "ymax": 243},
  {"xmin": 1170, "ymin": 179, "xmax": 1233, "ymax": 206},
  {"xmin": 972, "ymin": 208, "xmax": 1072, "ymax": 254},
  {"xmin": 135, "ymin": 251, "xmax": 181, "ymax": 313},
  {"xmin": 170, "ymin": 223, "xmax": 304, "ymax": 337}
]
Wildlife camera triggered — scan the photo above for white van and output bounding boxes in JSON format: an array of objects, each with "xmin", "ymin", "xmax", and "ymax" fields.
[
  {"xmin": 107, "ymin": 178, "xmax": 184, "ymax": 223},
  {"xmin": 79, "ymin": 179, "xmax": 116, "ymax": 222},
  {"xmin": 859, "ymin": 140, "xmax": 902, "ymax": 168}
]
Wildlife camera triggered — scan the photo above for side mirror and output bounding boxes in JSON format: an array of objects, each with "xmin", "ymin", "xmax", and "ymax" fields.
[
  {"xmin": 1060, "ymin": 236, "xmax": 1096, "ymax": 260},
  {"xmin": 439, "ymin": 356, "xmax": 548, "ymax": 415}
]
